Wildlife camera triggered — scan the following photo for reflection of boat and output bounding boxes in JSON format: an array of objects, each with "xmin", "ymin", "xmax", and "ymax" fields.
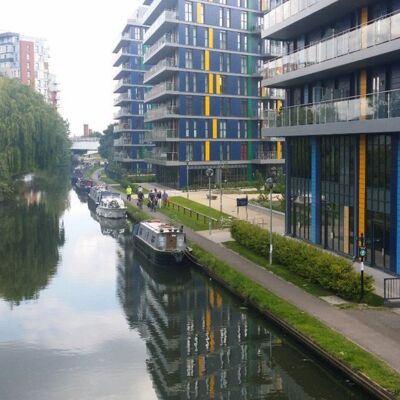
[
  {"xmin": 71, "ymin": 168, "xmax": 83, "ymax": 185},
  {"xmin": 96, "ymin": 195, "xmax": 127, "ymax": 219},
  {"xmin": 89, "ymin": 209, "xmax": 128, "ymax": 238},
  {"xmin": 132, "ymin": 220, "xmax": 187, "ymax": 265},
  {"xmin": 98, "ymin": 215, "xmax": 128, "ymax": 237}
]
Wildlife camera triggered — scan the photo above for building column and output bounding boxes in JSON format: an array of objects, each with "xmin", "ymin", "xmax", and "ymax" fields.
[
  {"xmin": 392, "ymin": 135, "xmax": 400, "ymax": 274},
  {"xmin": 285, "ymin": 139, "xmax": 291, "ymax": 236},
  {"xmin": 310, "ymin": 137, "xmax": 319, "ymax": 244}
]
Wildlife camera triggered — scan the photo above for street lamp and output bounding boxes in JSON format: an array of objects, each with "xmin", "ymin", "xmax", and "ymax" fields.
[
  {"xmin": 219, "ymin": 162, "xmax": 223, "ymax": 214},
  {"xmin": 265, "ymin": 175, "xmax": 274, "ymax": 265},
  {"xmin": 205, "ymin": 167, "xmax": 214, "ymax": 235},
  {"xmin": 186, "ymin": 160, "xmax": 189, "ymax": 199}
]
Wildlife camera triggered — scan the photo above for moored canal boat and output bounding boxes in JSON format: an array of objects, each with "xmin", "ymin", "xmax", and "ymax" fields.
[
  {"xmin": 96, "ymin": 194, "xmax": 127, "ymax": 219},
  {"xmin": 132, "ymin": 220, "xmax": 187, "ymax": 265}
]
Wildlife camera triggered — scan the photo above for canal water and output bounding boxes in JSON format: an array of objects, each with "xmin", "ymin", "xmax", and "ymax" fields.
[{"xmin": 0, "ymin": 182, "xmax": 375, "ymax": 400}]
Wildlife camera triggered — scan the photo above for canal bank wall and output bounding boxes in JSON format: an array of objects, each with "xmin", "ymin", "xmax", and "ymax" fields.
[{"xmin": 91, "ymin": 170, "xmax": 400, "ymax": 399}]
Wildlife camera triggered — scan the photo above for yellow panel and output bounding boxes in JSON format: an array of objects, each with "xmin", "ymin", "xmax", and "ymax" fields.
[
  {"xmin": 204, "ymin": 96, "xmax": 210, "ymax": 116},
  {"xmin": 276, "ymin": 141, "xmax": 281, "ymax": 160},
  {"xmin": 205, "ymin": 140, "xmax": 210, "ymax": 160},
  {"xmin": 359, "ymin": 135, "xmax": 366, "ymax": 237},
  {"xmin": 212, "ymin": 118, "xmax": 217, "ymax": 139},
  {"xmin": 205, "ymin": 309, "xmax": 211, "ymax": 330},
  {"xmin": 209, "ymin": 331, "xmax": 215, "ymax": 353},
  {"xmin": 343, "ymin": 206, "xmax": 349, "ymax": 254},
  {"xmin": 198, "ymin": 355, "xmax": 204, "ymax": 377},
  {"xmin": 208, "ymin": 375, "xmax": 215, "ymax": 399},
  {"xmin": 215, "ymin": 293, "xmax": 222, "ymax": 308},
  {"xmin": 208, "ymin": 27, "xmax": 213, "ymax": 48},
  {"xmin": 216, "ymin": 74, "xmax": 221, "ymax": 94},
  {"xmin": 360, "ymin": 70, "xmax": 367, "ymax": 119},
  {"xmin": 361, "ymin": 8, "xmax": 368, "ymax": 48},
  {"xmin": 209, "ymin": 288, "xmax": 215, "ymax": 307},
  {"xmin": 204, "ymin": 50, "xmax": 209, "ymax": 71},
  {"xmin": 196, "ymin": 3, "xmax": 202, "ymax": 23},
  {"xmin": 208, "ymin": 73, "xmax": 213, "ymax": 94}
]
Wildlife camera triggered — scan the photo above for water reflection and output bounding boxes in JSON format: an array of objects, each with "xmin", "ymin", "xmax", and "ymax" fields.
[
  {"xmin": 119, "ymin": 244, "xmax": 372, "ymax": 400},
  {"xmin": 0, "ymin": 175, "xmax": 68, "ymax": 306}
]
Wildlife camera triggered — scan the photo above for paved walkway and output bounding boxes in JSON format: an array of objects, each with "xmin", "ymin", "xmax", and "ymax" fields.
[{"xmin": 94, "ymin": 172, "xmax": 400, "ymax": 374}]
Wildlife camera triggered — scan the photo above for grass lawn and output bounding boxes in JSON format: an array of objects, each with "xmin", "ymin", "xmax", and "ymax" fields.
[
  {"xmin": 190, "ymin": 243, "xmax": 400, "ymax": 398},
  {"xmin": 157, "ymin": 196, "xmax": 234, "ymax": 231},
  {"xmin": 250, "ymin": 199, "xmax": 285, "ymax": 213},
  {"xmin": 224, "ymin": 240, "xmax": 383, "ymax": 307}
]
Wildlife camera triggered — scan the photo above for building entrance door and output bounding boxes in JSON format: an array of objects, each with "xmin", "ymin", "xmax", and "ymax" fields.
[{"xmin": 368, "ymin": 215, "xmax": 390, "ymax": 271}]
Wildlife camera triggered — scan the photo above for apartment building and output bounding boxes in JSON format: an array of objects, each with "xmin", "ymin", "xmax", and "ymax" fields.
[
  {"xmin": 113, "ymin": 8, "xmax": 154, "ymax": 174},
  {"xmin": 0, "ymin": 32, "xmax": 59, "ymax": 108},
  {"xmin": 261, "ymin": 0, "xmax": 400, "ymax": 273},
  {"xmin": 139, "ymin": 0, "xmax": 284, "ymax": 188}
]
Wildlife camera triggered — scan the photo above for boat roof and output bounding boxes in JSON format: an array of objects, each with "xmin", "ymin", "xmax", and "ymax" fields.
[{"xmin": 141, "ymin": 220, "xmax": 183, "ymax": 233}]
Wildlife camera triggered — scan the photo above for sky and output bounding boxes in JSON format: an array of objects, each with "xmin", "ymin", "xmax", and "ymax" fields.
[{"xmin": 0, "ymin": 0, "xmax": 142, "ymax": 137}]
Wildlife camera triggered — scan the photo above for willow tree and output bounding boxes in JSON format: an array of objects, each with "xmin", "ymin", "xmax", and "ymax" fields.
[{"xmin": 0, "ymin": 77, "xmax": 70, "ymax": 196}]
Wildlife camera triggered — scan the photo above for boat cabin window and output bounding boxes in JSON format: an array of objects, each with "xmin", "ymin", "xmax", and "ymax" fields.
[
  {"xmin": 151, "ymin": 235, "xmax": 156, "ymax": 244},
  {"xmin": 139, "ymin": 228, "xmax": 143, "ymax": 235}
]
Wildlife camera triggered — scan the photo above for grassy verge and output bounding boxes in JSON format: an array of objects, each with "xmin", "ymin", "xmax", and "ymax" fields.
[
  {"xmin": 250, "ymin": 199, "xmax": 285, "ymax": 213},
  {"xmin": 126, "ymin": 202, "xmax": 148, "ymax": 222},
  {"xmin": 189, "ymin": 242, "xmax": 400, "ymax": 398},
  {"xmin": 157, "ymin": 196, "xmax": 233, "ymax": 231}
]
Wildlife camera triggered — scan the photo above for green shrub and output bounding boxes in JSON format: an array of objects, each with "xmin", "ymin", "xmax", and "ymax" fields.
[{"xmin": 231, "ymin": 220, "xmax": 373, "ymax": 301}]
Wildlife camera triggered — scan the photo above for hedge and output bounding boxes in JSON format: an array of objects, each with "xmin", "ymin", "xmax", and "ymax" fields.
[{"xmin": 230, "ymin": 220, "xmax": 373, "ymax": 301}]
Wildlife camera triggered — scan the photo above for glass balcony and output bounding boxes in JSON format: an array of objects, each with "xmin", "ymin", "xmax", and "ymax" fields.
[
  {"xmin": 144, "ymin": 81, "xmax": 178, "ymax": 102},
  {"xmin": 263, "ymin": 11, "xmax": 400, "ymax": 80},
  {"xmin": 114, "ymin": 79, "xmax": 132, "ymax": 93},
  {"xmin": 143, "ymin": 10, "xmax": 178, "ymax": 45},
  {"xmin": 145, "ymin": 150, "xmax": 179, "ymax": 162},
  {"xmin": 264, "ymin": 89, "xmax": 400, "ymax": 128},
  {"xmin": 144, "ymin": 105, "xmax": 179, "ymax": 121},
  {"xmin": 144, "ymin": 33, "xmax": 178, "ymax": 64},
  {"xmin": 263, "ymin": 0, "xmax": 324, "ymax": 31},
  {"xmin": 114, "ymin": 109, "xmax": 133, "ymax": 119},
  {"xmin": 114, "ymin": 93, "xmax": 134, "ymax": 106},
  {"xmin": 114, "ymin": 138, "xmax": 133, "ymax": 146},
  {"xmin": 145, "ymin": 128, "xmax": 178, "ymax": 142},
  {"xmin": 114, "ymin": 153, "xmax": 138, "ymax": 162},
  {"xmin": 255, "ymin": 150, "xmax": 278, "ymax": 159},
  {"xmin": 144, "ymin": 57, "xmax": 177, "ymax": 83}
]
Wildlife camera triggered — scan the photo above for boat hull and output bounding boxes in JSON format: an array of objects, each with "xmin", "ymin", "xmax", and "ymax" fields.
[
  {"xmin": 133, "ymin": 234, "xmax": 185, "ymax": 265},
  {"xmin": 96, "ymin": 207, "xmax": 126, "ymax": 219}
]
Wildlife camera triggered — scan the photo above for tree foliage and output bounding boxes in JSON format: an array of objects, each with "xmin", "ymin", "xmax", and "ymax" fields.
[
  {"xmin": 98, "ymin": 124, "xmax": 115, "ymax": 161},
  {"xmin": 0, "ymin": 77, "xmax": 70, "ymax": 196}
]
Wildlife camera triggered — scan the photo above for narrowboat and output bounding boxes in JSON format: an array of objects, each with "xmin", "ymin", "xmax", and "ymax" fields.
[{"xmin": 132, "ymin": 220, "xmax": 187, "ymax": 265}]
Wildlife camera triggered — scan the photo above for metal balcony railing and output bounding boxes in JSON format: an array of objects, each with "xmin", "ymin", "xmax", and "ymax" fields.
[
  {"xmin": 264, "ymin": 88, "xmax": 400, "ymax": 128},
  {"xmin": 261, "ymin": 87, "xmax": 285, "ymax": 98},
  {"xmin": 114, "ymin": 79, "xmax": 132, "ymax": 91},
  {"xmin": 263, "ymin": 0, "xmax": 325, "ymax": 31},
  {"xmin": 255, "ymin": 150, "xmax": 277, "ymax": 159},
  {"xmin": 114, "ymin": 93, "xmax": 133, "ymax": 104},
  {"xmin": 114, "ymin": 153, "xmax": 136, "ymax": 162},
  {"xmin": 263, "ymin": 11, "xmax": 400, "ymax": 80},
  {"xmin": 114, "ymin": 123, "xmax": 132, "ymax": 133},
  {"xmin": 144, "ymin": 34, "xmax": 178, "ymax": 62},
  {"xmin": 144, "ymin": 57, "xmax": 177, "ymax": 82},
  {"xmin": 144, "ymin": 105, "xmax": 178, "ymax": 120},
  {"xmin": 144, "ymin": 81, "xmax": 177, "ymax": 101},
  {"xmin": 114, "ymin": 138, "xmax": 132, "ymax": 146}
]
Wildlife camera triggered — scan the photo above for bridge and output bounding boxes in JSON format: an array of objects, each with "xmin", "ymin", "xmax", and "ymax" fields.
[{"xmin": 70, "ymin": 137, "xmax": 100, "ymax": 155}]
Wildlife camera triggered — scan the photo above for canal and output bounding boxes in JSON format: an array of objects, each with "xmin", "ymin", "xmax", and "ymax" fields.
[{"xmin": 0, "ymin": 182, "xmax": 375, "ymax": 399}]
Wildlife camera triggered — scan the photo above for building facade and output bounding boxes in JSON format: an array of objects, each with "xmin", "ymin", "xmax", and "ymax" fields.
[
  {"xmin": 261, "ymin": 0, "xmax": 400, "ymax": 273},
  {"xmin": 113, "ymin": 8, "xmax": 154, "ymax": 175},
  {"xmin": 139, "ymin": 0, "xmax": 284, "ymax": 188},
  {"xmin": 0, "ymin": 32, "xmax": 59, "ymax": 108}
]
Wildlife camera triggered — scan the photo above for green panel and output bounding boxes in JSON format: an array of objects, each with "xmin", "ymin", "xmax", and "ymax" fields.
[{"xmin": 139, "ymin": 146, "xmax": 144, "ymax": 158}]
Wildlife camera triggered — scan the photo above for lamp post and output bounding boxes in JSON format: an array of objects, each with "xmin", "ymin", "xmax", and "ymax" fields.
[
  {"xmin": 358, "ymin": 232, "xmax": 367, "ymax": 303},
  {"xmin": 219, "ymin": 162, "xmax": 223, "ymax": 214},
  {"xmin": 186, "ymin": 160, "xmax": 189, "ymax": 199},
  {"xmin": 205, "ymin": 168, "xmax": 214, "ymax": 235},
  {"xmin": 265, "ymin": 176, "xmax": 274, "ymax": 265}
]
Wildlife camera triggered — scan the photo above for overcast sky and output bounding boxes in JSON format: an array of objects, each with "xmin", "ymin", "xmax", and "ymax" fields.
[{"xmin": 1, "ymin": 0, "xmax": 141, "ymax": 136}]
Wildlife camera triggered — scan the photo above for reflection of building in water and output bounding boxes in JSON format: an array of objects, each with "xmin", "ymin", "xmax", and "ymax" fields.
[{"xmin": 118, "ymin": 244, "xmax": 370, "ymax": 399}]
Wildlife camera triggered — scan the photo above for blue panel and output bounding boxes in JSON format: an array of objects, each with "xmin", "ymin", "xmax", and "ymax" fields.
[{"xmin": 310, "ymin": 137, "xmax": 317, "ymax": 243}]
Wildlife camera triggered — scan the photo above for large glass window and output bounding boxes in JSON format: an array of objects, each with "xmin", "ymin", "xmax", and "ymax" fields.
[
  {"xmin": 365, "ymin": 134, "xmax": 391, "ymax": 270},
  {"xmin": 220, "ymin": 31, "xmax": 227, "ymax": 50},
  {"xmin": 185, "ymin": 2, "xmax": 193, "ymax": 21},
  {"xmin": 289, "ymin": 137, "xmax": 311, "ymax": 241},
  {"xmin": 320, "ymin": 136, "xmax": 356, "ymax": 255}
]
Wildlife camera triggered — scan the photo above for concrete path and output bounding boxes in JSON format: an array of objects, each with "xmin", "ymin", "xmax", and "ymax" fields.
[{"xmin": 93, "ymin": 171, "xmax": 400, "ymax": 373}]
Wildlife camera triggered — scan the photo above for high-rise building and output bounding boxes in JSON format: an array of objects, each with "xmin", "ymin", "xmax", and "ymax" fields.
[
  {"xmin": 261, "ymin": 0, "xmax": 400, "ymax": 273},
  {"xmin": 0, "ymin": 32, "xmax": 59, "ymax": 108},
  {"xmin": 113, "ymin": 7, "xmax": 153, "ymax": 175},
  {"xmin": 138, "ymin": 0, "xmax": 284, "ymax": 188}
]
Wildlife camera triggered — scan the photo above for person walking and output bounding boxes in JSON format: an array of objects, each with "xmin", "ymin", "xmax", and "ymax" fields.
[
  {"xmin": 126, "ymin": 185, "xmax": 132, "ymax": 201},
  {"xmin": 161, "ymin": 190, "xmax": 169, "ymax": 207}
]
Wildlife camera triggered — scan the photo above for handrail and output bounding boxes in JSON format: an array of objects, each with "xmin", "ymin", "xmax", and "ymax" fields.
[{"xmin": 263, "ymin": 11, "xmax": 400, "ymax": 79}]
